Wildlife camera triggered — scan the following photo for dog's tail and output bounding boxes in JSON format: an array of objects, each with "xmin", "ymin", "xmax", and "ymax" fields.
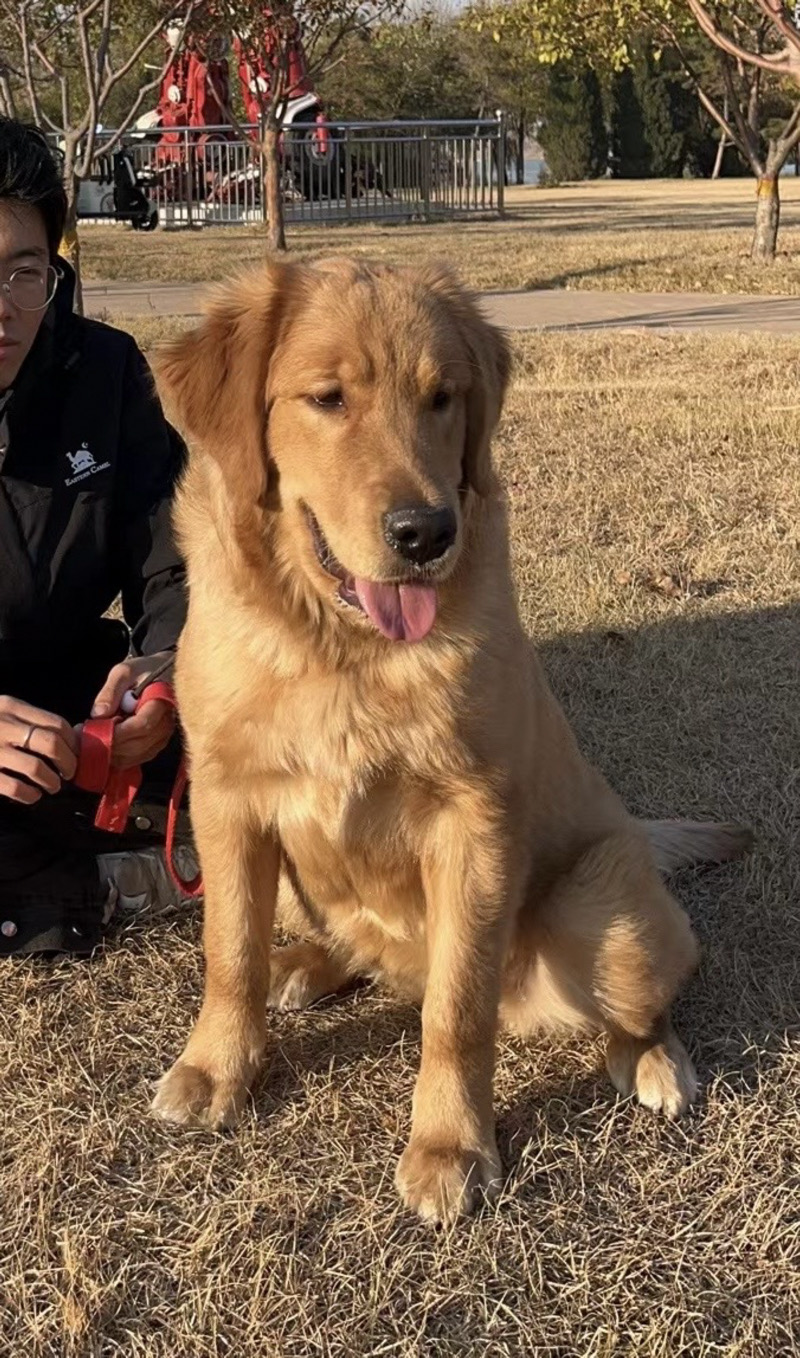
[{"xmin": 643, "ymin": 820, "xmax": 754, "ymax": 877}]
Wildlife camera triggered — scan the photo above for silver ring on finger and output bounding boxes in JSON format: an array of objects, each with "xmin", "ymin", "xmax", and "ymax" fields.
[{"xmin": 20, "ymin": 724, "xmax": 37, "ymax": 753}]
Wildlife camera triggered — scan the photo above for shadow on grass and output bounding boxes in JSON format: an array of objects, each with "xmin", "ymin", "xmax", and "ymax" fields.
[
  {"xmin": 357, "ymin": 198, "xmax": 792, "ymax": 236},
  {"xmin": 489, "ymin": 257, "xmax": 660, "ymax": 292},
  {"xmin": 539, "ymin": 603, "xmax": 798, "ymax": 1097},
  {"xmin": 505, "ymin": 206, "xmax": 766, "ymax": 234},
  {"xmin": 535, "ymin": 297, "xmax": 800, "ymax": 329}
]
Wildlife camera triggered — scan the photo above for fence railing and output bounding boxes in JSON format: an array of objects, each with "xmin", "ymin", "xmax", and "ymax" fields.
[{"xmin": 77, "ymin": 118, "xmax": 505, "ymax": 228}]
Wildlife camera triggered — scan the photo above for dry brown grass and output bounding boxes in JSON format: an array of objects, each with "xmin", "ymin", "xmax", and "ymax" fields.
[
  {"xmin": 82, "ymin": 177, "xmax": 800, "ymax": 295},
  {"xmin": 2, "ymin": 329, "xmax": 799, "ymax": 1356}
]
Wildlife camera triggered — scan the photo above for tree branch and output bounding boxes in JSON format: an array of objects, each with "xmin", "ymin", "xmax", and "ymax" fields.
[
  {"xmin": 777, "ymin": 116, "xmax": 800, "ymax": 163},
  {"xmin": 76, "ymin": 0, "xmax": 122, "ymax": 167},
  {"xmin": 303, "ymin": 1, "xmax": 403, "ymax": 84},
  {"xmin": 720, "ymin": 56, "xmax": 763, "ymax": 174},
  {"xmin": 774, "ymin": 96, "xmax": 800, "ymax": 154},
  {"xmin": 0, "ymin": 74, "xmax": 15, "ymax": 118},
  {"xmin": 696, "ymin": 76, "xmax": 743, "ymax": 153},
  {"xmin": 754, "ymin": 0, "xmax": 800, "ymax": 59},
  {"xmin": 686, "ymin": 0, "xmax": 793, "ymax": 75},
  {"xmin": 60, "ymin": 68, "xmax": 68, "ymax": 128},
  {"xmin": 17, "ymin": 2, "xmax": 50, "ymax": 129},
  {"xmin": 98, "ymin": 4, "xmax": 195, "ymax": 105},
  {"xmin": 655, "ymin": 12, "xmax": 762, "ymax": 173},
  {"xmin": 96, "ymin": 11, "xmax": 196, "ymax": 159},
  {"xmin": 28, "ymin": 38, "xmax": 56, "ymax": 77},
  {"xmin": 76, "ymin": 0, "xmax": 101, "ymax": 156},
  {"xmin": 95, "ymin": 0, "xmax": 113, "ymax": 87},
  {"xmin": 219, "ymin": 91, "xmax": 252, "ymax": 142}
]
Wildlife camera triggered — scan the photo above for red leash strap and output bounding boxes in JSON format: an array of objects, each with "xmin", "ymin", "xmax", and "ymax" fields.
[
  {"xmin": 75, "ymin": 679, "xmax": 203, "ymax": 899},
  {"xmin": 165, "ymin": 758, "xmax": 203, "ymax": 898}
]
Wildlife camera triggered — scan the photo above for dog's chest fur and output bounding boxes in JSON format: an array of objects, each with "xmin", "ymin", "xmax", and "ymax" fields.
[{"xmin": 238, "ymin": 656, "xmax": 468, "ymax": 967}]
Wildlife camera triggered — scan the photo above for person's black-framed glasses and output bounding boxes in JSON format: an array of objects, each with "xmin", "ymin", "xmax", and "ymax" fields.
[{"xmin": 0, "ymin": 264, "xmax": 61, "ymax": 312}]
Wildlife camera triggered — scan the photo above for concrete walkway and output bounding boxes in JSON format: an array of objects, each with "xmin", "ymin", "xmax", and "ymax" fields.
[{"xmin": 84, "ymin": 279, "xmax": 800, "ymax": 334}]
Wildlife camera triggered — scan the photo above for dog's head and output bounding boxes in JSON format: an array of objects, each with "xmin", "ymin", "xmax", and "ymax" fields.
[{"xmin": 155, "ymin": 258, "xmax": 511, "ymax": 644}]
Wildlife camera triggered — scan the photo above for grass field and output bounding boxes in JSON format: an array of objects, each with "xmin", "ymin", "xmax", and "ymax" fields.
[
  {"xmin": 1, "ymin": 328, "xmax": 799, "ymax": 1355},
  {"xmin": 81, "ymin": 178, "xmax": 800, "ymax": 296}
]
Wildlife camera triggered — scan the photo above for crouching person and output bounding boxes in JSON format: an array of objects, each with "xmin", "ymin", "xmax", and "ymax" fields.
[{"xmin": 0, "ymin": 117, "xmax": 192, "ymax": 955}]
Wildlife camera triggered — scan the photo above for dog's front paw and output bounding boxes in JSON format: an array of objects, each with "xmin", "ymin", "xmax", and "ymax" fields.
[
  {"xmin": 395, "ymin": 1138, "xmax": 503, "ymax": 1224},
  {"xmin": 151, "ymin": 1057, "xmax": 252, "ymax": 1130}
]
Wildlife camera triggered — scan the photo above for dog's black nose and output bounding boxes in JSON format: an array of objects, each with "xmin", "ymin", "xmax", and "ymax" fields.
[{"xmin": 383, "ymin": 504, "xmax": 457, "ymax": 565}]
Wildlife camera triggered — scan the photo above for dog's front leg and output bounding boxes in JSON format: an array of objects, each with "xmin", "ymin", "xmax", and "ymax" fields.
[
  {"xmin": 395, "ymin": 805, "xmax": 511, "ymax": 1224},
  {"xmin": 152, "ymin": 782, "xmax": 279, "ymax": 1130}
]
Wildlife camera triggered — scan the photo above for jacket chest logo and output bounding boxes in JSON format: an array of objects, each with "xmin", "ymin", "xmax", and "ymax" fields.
[{"xmin": 64, "ymin": 442, "xmax": 110, "ymax": 487}]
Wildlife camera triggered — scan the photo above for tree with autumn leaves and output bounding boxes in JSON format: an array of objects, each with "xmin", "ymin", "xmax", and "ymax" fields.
[{"xmin": 472, "ymin": 0, "xmax": 800, "ymax": 260}]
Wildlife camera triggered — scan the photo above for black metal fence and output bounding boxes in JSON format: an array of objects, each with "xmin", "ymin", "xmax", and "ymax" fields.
[{"xmin": 80, "ymin": 118, "xmax": 505, "ymax": 228}]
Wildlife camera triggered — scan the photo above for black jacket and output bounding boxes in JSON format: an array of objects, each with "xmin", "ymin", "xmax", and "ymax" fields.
[{"xmin": 0, "ymin": 262, "xmax": 187, "ymax": 722}]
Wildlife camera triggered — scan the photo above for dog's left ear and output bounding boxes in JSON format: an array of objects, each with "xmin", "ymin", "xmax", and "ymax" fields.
[
  {"xmin": 425, "ymin": 264, "xmax": 512, "ymax": 497},
  {"xmin": 461, "ymin": 306, "xmax": 512, "ymax": 496}
]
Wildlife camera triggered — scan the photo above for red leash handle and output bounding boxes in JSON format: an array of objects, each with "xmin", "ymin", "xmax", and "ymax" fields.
[{"xmin": 75, "ymin": 680, "xmax": 203, "ymax": 899}]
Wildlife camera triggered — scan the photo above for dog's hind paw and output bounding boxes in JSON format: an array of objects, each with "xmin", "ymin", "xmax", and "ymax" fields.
[
  {"xmin": 268, "ymin": 942, "xmax": 352, "ymax": 1011},
  {"xmin": 606, "ymin": 1027, "xmax": 698, "ymax": 1119}
]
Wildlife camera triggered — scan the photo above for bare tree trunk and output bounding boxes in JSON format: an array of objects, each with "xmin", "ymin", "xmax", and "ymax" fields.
[
  {"xmin": 262, "ymin": 120, "xmax": 287, "ymax": 253},
  {"xmin": 60, "ymin": 146, "xmax": 84, "ymax": 314},
  {"xmin": 711, "ymin": 134, "xmax": 727, "ymax": 179},
  {"xmin": 516, "ymin": 112, "xmax": 525, "ymax": 185},
  {"xmin": 752, "ymin": 173, "xmax": 779, "ymax": 262},
  {"xmin": 0, "ymin": 68, "xmax": 15, "ymax": 118},
  {"xmin": 711, "ymin": 94, "xmax": 729, "ymax": 179},
  {"xmin": 747, "ymin": 77, "xmax": 760, "ymax": 140}
]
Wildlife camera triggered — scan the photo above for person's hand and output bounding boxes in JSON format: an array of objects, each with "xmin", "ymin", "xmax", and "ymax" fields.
[
  {"xmin": 90, "ymin": 652, "xmax": 177, "ymax": 771},
  {"xmin": 0, "ymin": 695, "xmax": 79, "ymax": 804}
]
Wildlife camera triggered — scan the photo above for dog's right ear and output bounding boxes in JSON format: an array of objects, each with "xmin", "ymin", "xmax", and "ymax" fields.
[{"xmin": 154, "ymin": 262, "xmax": 299, "ymax": 503}]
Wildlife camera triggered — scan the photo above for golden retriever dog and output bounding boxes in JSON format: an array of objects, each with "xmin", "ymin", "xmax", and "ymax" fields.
[{"xmin": 151, "ymin": 259, "xmax": 750, "ymax": 1223}]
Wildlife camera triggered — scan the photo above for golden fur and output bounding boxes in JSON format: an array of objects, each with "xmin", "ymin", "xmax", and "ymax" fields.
[{"xmin": 151, "ymin": 259, "xmax": 751, "ymax": 1223}]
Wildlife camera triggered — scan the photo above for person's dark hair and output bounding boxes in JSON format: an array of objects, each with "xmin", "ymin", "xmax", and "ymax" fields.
[{"xmin": 0, "ymin": 117, "xmax": 67, "ymax": 261}]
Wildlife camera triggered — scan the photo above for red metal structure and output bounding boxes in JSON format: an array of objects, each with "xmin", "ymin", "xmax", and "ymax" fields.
[
  {"xmin": 137, "ymin": 11, "xmax": 335, "ymax": 202},
  {"xmin": 146, "ymin": 11, "xmax": 328, "ymax": 156},
  {"xmin": 234, "ymin": 13, "xmax": 312, "ymax": 125},
  {"xmin": 153, "ymin": 30, "xmax": 232, "ymax": 163}
]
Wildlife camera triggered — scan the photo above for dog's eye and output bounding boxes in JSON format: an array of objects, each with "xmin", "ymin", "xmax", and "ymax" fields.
[
  {"xmin": 431, "ymin": 388, "xmax": 452, "ymax": 412},
  {"xmin": 310, "ymin": 389, "xmax": 345, "ymax": 411}
]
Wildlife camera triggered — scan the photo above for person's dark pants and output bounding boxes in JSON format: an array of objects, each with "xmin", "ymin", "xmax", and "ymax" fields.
[{"xmin": 0, "ymin": 620, "xmax": 189, "ymax": 956}]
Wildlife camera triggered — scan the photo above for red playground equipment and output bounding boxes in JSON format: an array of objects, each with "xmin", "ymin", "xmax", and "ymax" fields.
[
  {"xmin": 136, "ymin": 10, "xmax": 337, "ymax": 203},
  {"xmin": 151, "ymin": 31, "xmax": 231, "ymax": 162}
]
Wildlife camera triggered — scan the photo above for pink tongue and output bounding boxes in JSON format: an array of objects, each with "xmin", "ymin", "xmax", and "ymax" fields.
[{"xmin": 353, "ymin": 579, "xmax": 437, "ymax": 642}]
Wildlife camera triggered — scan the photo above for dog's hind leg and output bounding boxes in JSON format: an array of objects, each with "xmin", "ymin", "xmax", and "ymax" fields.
[
  {"xmin": 271, "ymin": 868, "xmax": 358, "ymax": 1009},
  {"xmin": 268, "ymin": 941, "xmax": 356, "ymax": 1011},
  {"xmin": 504, "ymin": 829, "xmax": 700, "ymax": 1118}
]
